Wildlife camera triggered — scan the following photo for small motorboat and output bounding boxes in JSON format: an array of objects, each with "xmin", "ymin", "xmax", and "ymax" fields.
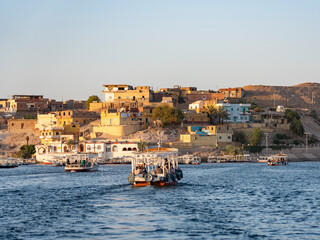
[
  {"xmin": 65, "ymin": 154, "xmax": 99, "ymax": 172},
  {"xmin": 128, "ymin": 147, "xmax": 183, "ymax": 187},
  {"xmin": 267, "ymin": 154, "xmax": 288, "ymax": 166}
]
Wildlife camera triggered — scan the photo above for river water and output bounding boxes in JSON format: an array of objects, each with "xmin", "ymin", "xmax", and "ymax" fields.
[{"xmin": 0, "ymin": 162, "xmax": 319, "ymax": 239}]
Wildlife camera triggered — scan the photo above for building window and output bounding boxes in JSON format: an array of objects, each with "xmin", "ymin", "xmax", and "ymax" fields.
[
  {"xmin": 112, "ymin": 146, "xmax": 118, "ymax": 152},
  {"xmin": 97, "ymin": 145, "xmax": 101, "ymax": 150},
  {"xmin": 123, "ymin": 148, "xmax": 127, "ymax": 151},
  {"xmin": 133, "ymin": 147, "xmax": 137, "ymax": 151},
  {"xmin": 106, "ymin": 146, "xmax": 111, "ymax": 152},
  {"xmin": 228, "ymin": 136, "xmax": 231, "ymax": 139},
  {"xmin": 219, "ymin": 136, "xmax": 222, "ymax": 139}
]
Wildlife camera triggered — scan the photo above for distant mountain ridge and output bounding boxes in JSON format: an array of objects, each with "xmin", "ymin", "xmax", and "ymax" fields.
[{"xmin": 242, "ymin": 82, "xmax": 320, "ymax": 110}]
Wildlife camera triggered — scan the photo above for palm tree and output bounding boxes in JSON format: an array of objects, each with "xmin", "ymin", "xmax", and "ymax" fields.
[
  {"xmin": 137, "ymin": 140, "xmax": 148, "ymax": 152},
  {"xmin": 204, "ymin": 105, "xmax": 217, "ymax": 124},
  {"xmin": 216, "ymin": 107, "xmax": 229, "ymax": 124}
]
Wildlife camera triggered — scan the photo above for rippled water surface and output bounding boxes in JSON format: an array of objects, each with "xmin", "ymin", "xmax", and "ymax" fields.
[{"xmin": 1, "ymin": 162, "xmax": 320, "ymax": 239}]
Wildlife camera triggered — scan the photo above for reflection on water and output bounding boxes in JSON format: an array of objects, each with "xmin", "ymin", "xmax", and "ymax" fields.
[{"xmin": 1, "ymin": 163, "xmax": 320, "ymax": 239}]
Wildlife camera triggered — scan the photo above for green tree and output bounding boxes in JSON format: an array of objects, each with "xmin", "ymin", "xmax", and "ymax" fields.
[
  {"xmin": 137, "ymin": 140, "xmax": 148, "ymax": 152},
  {"xmin": 17, "ymin": 145, "xmax": 36, "ymax": 159},
  {"xmin": 249, "ymin": 128, "xmax": 263, "ymax": 146},
  {"xmin": 152, "ymin": 104, "xmax": 184, "ymax": 127},
  {"xmin": 204, "ymin": 105, "xmax": 217, "ymax": 124},
  {"xmin": 86, "ymin": 95, "xmax": 101, "ymax": 110},
  {"xmin": 285, "ymin": 109, "xmax": 300, "ymax": 122},
  {"xmin": 290, "ymin": 119, "xmax": 304, "ymax": 137}
]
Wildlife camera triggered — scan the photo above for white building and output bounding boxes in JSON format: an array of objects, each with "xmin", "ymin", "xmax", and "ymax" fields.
[
  {"xmin": 35, "ymin": 140, "xmax": 138, "ymax": 162},
  {"xmin": 189, "ymin": 100, "xmax": 204, "ymax": 110},
  {"xmin": 216, "ymin": 103, "xmax": 251, "ymax": 123}
]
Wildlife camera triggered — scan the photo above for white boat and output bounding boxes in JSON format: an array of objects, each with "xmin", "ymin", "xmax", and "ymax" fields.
[
  {"xmin": 207, "ymin": 155, "xmax": 222, "ymax": 163},
  {"xmin": 267, "ymin": 154, "xmax": 288, "ymax": 166},
  {"xmin": 0, "ymin": 157, "xmax": 20, "ymax": 168},
  {"xmin": 65, "ymin": 154, "xmax": 99, "ymax": 172},
  {"xmin": 257, "ymin": 156, "xmax": 269, "ymax": 163},
  {"xmin": 128, "ymin": 147, "xmax": 183, "ymax": 187},
  {"xmin": 178, "ymin": 154, "xmax": 201, "ymax": 164}
]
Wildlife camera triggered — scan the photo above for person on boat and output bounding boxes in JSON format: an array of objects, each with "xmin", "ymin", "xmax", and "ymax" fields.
[
  {"xmin": 136, "ymin": 166, "xmax": 141, "ymax": 174},
  {"xmin": 142, "ymin": 164, "xmax": 147, "ymax": 176},
  {"xmin": 155, "ymin": 166, "xmax": 163, "ymax": 174},
  {"xmin": 66, "ymin": 159, "xmax": 70, "ymax": 165}
]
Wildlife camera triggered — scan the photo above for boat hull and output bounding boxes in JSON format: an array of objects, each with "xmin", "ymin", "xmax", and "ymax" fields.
[
  {"xmin": 133, "ymin": 182, "xmax": 150, "ymax": 187},
  {"xmin": 152, "ymin": 181, "xmax": 178, "ymax": 186}
]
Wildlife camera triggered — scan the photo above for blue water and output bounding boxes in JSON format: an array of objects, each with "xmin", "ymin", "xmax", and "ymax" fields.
[{"xmin": 0, "ymin": 162, "xmax": 319, "ymax": 239}]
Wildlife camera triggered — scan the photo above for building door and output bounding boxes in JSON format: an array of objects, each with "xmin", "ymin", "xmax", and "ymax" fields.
[{"xmin": 233, "ymin": 117, "xmax": 237, "ymax": 123}]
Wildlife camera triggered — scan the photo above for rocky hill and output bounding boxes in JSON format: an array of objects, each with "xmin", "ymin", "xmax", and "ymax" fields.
[{"xmin": 242, "ymin": 82, "xmax": 320, "ymax": 111}]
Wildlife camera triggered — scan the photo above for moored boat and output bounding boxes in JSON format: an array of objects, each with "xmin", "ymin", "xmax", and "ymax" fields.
[
  {"xmin": 0, "ymin": 157, "xmax": 20, "ymax": 168},
  {"xmin": 128, "ymin": 147, "xmax": 183, "ymax": 187},
  {"xmin": 178, "ymin": 154, "xmax": 201, "ymax": 164},
  {"xmin": 65, "ymin": 154, "xmax": 99, "ymax": 172}
]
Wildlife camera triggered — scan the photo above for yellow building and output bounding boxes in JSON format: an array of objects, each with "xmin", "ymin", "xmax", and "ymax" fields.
[
  {"xmin": 36, "ymin": 113, "xmax": 80, "ymax": 145},
  {"xmin": 55, "ymin": 110, "xmax": 97, "ymax": 126},
  {"xmin": 103, "ymin": 84, "xmax": 153, "ymax": 103}
]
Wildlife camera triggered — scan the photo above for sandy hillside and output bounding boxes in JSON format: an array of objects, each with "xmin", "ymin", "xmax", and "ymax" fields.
[
  {"xmin": 243, "ymin": 82, "xmax": 320, "ymax": 111},
  {"xmin": 0, "ymin": 130, "xmax": 41, "ymax": 154}
]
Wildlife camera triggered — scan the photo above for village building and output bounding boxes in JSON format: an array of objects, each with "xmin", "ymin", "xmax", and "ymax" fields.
[
  {"xmin": 216, "ymin": 103, "xmax": 251, "ymax": 123},
  {"xmin": 189, "ymin": 100, "xmax": 204, "ymax": 111},
  {"xmin": 7, "ymin": 118, "xmax": 38, "ymax": 134},
  {"xmin": 183, "ymin": 110, "xmax": 209, "ymax": 124},
  {"xmin": 90, "ymin": 109, "xmax": 144, "ymax": 137},
  {"xmin": 35, "ymin": 113, "xmax": 80, "ymax": 145},
  {"xmin": 219, "ymin": 87, "xmax": 245, "ymax": 98},
  {"xmin": 103, "ymin": 84, "xmax": 154, "ymax": 103},
  {"xmin": 55, "ymin": 110, "xmax": 98, "ymax": 126},
  {"xmin": 172, "ymin": 125, "xmax": 232, "ymax": 149}
]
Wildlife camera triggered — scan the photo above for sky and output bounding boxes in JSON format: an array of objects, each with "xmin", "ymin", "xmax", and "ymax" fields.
[{"xmin": 0, "ymin": 0, "xmax": 319, "ymax": 100}]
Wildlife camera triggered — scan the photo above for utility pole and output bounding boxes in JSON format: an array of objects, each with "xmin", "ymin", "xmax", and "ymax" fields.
[
  {"xmin": 265, "ymin": 133, "xmax": 269, "ymax": 155},
  {"xmin": 305, "ymin": 133, "xmax": 309, "ymax": 154}
]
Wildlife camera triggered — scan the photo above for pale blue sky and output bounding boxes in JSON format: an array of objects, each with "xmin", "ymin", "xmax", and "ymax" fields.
[{"xmin": 0, "ymin": 0, "xmax": 319, "ymax": 100}]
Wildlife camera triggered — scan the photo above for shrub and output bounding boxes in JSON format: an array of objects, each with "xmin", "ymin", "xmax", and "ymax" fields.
[
  {"xmin": 232, "ymin": 131, "xmax": 247, "ymax": 144},
  {"xmin": 224, "ymin": 145, "xmax": 242, "ymax": 156},
  {"xmin": 293, "ymin": 140, "xmax": 301, "ymax": 145},
  {"xmin": 275, "ymin": 133, "xmax": 288, "ymax": 140},
  {"xmin": 309, "ymin": 110, "xmax": 318, "ymax": 119},
  {"xmin": 273, "ymin": 139, "xmax": 280, "ymax": 145}
]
